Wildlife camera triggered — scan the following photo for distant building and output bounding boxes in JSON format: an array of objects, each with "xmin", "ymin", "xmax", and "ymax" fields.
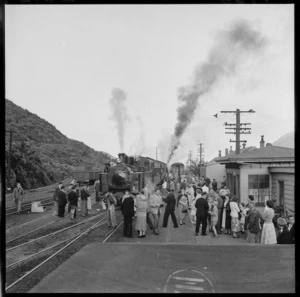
[
  {"xmin": 216, "ymin": 136, "xmax": 294, "ymax": 215},
  {"xmin": 206, "ymin": 146, "xmax": 256, "ymax": 189}
]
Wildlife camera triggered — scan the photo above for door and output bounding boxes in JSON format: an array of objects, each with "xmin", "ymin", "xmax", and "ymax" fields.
[{"xmin": 278, "ymin": 181, "xmax": 284, "ymax": 209}]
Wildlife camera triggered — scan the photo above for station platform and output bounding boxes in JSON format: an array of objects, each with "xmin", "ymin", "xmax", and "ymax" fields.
[{"xmin": 30, "ymin": 242, "xmax": 295, "ymax": 293}]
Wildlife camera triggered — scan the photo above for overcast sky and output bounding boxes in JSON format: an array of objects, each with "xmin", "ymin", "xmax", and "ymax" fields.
[{"xmin": 5, "ymin": 4, "xmax": 294, "ymax": 164}]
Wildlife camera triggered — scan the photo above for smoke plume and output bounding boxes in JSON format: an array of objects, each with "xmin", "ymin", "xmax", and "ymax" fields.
[
  {"xmin": 167, "ymin": 20, "xmax": 266, "ymax": 164},
  {"xmin": 109, "ymin": 88, "xmax": 129, "ymax": 152},
  {"xmin": 128, "ymin": 115, "xmax": 146, "ymax": 156}
]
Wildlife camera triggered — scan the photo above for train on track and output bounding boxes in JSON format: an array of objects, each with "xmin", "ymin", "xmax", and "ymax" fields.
[
  {"xmin": 169, "ymin": 162, "xmax": 185, "ymax": 183},
  {"xmin": 73, "ymin": 153, "xmax": 168, "ymax": 204}
]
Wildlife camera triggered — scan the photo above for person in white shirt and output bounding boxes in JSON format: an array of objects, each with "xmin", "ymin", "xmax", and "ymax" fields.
[
  {"xmin": 149, "ymin": 189, "xmax": 162, "ymax": 235},
  {"xmin": 201, "ymin": 183, "xmax": 209, "ymax": 194},
  {"xmin": 230, "ymin": 196, "xmax": 241, "ymax": 238}
]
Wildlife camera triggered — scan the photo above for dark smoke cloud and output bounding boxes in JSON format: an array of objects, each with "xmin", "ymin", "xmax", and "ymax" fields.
[
  {"xmin": 167, "ymin": 20, "xmax": 266, "ymax": 164},
  {"xmin": 109, "ymin": 87, "xmax": 129, "ymax": 152}
]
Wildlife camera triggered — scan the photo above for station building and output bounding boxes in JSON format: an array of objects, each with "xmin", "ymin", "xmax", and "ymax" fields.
[{"xmin": 215, "ymin": 136, "xmax": 294, "ymax": 216}]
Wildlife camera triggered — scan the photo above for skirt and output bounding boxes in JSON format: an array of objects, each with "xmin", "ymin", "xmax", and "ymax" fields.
[
  {"xmin": 261, "ymin": 222, "xmax": 277, "ymax": 244},
  {"xmin": 135, "ymin": 212, "xmax": 147, "ymax": 231},
  {"xmin": 225, "ymin": 211, "xmax": 231, "ymax": 229},
  {"xmin": 231, "ymin": 217, "xmax": 239, "ymax": 232}
]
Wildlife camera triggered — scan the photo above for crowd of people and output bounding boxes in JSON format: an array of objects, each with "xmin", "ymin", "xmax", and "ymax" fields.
[
  {"xmin": 12, "ymin": 176, "xmax": 295, "ymax": 245},
  {"xmin": 118, "ymin": 175, "xmax": 295, "ymax": 244}
]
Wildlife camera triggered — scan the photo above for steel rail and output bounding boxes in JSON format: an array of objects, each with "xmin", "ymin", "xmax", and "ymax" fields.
[
  {"xmin": 6, "ymin": 202, "xmax": 54, "ymax": 216},
  {"xmin": 6, "ymin": 219, "xmax": 62, "ymax": 244},
  {"xmin": 102, "ymin": 220, "xmax": 123, "ymax": 243},
  {"xmin": 6, "ymin": 215, "xmax": 52, "ymax": 232},
  {"xmin": 5, "ymin": 216, "xmax": 109, "ymax": 292},
  {"xmin": 6, "ymin": 212, "xmax": 104, "ymax": 252},
  {"xmin": 6, "ymin": 217, "xmax": 108, "ymax": 269}
]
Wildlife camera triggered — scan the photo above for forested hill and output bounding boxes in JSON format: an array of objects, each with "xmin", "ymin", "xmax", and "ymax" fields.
[{"xmin": 5, "ymin": 99, "xmax": 114, "ymax": 189}]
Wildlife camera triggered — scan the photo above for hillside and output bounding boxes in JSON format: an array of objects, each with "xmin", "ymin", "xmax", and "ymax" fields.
[
  {"xmin": 272, "ymin": 131, "xmax": 294, "ymax": 149},
  {"xmin": 5, "ymin": 99, "xmax": 114, "ymax": 189}
]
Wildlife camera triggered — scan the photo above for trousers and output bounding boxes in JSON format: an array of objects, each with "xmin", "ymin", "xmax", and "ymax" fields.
[
  {"xmin": 108, "ymin": 205, "xmax": 116, "ymax": 227},
  {"xmin": 15, "ymin": 199, "xmax": 22, "ymax": 213},
  {"xmin": 58, "ymin": 204, "xmax": 66, "ymax": 217},
  {"xmin": 81, "ymin": 199, "xmax": 88, "ymax": 216},
  {"xmin": 163, "ymin": 208, "xmax": 178, "ymax": 227},
  {"xmin": 123, "ymin": 216, "xmax": 133, "ymax": 237},
  {"xmin": 216, "ymin": 208, "xmax": 223, "ymax": 233},
  {"xmin": 53, "ymin": 201, "xmax": 58, "ymax": 215},
  {"xmin": 195, "ymin": 216, "xmax": 208, "ymax": 235}
]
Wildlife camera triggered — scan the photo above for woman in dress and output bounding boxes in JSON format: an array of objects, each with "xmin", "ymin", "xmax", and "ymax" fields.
[
  {"xmin": 177, "ymin": 189, "xmax": 189, "ymax": 225},
  {"xmin": 135, "ymin": 190, "xmax": 148, "ymax": 238},
  {"xmin": 261, "ymin": 200, "xmax": 277, "ymax": 244},
  {"xmin": 222, "ymin": 195, "xmax": 232, "ymax": 235},
  {"xmin": 230, "ymin": 196, "xmax": 240, "ymax": 238}
]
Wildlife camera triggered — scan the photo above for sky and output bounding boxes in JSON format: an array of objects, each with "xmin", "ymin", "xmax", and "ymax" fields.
[{"xmin": 5, "ymin": 4, "xmax": 294, "ymax": 165}]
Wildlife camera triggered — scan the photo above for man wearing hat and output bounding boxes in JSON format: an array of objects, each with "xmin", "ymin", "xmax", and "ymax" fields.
[
  {"xmin": 121, "ymin": 190, "xmax": 135, "ymax": 238},
  {"xmin": 195, "ymin": 190, "xmax": 209, "ymax": 236},
  {"xmin": 68, "ymin": 184, "xmax": 79, "ymax": 220},
  {"xmin": 246, "ymin": 201, "xmax": 262, "ymax": 243},
  {"xmin": 57, "ymin": 185, "xmax": 68, "ymax": 218},
  {"xmin": 277, "ymin": 217, "xmax": 293, "ymax": 244},
  {"xmin": 162, "ymin": 188, "xmax": 178, "ymax": 228}
]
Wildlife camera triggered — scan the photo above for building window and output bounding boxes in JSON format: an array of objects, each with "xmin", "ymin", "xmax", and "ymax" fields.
[{"xmin": 248, "ymin": 174, "xmax": 269, "ymax": 204}]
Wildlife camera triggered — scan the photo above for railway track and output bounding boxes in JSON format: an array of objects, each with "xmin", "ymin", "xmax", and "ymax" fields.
[
  {"xmin": 6, "ymin": 197, "xmax": 54, "ymax": 216},
  {"xmin": 5, "ymin": 214, "xmax": 123, "ymax": 292}
]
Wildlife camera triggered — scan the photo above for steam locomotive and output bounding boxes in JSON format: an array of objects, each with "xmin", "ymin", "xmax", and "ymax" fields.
[{"xmin": 73, "ymin": 153, "xmax": 168, "ymax": 205}]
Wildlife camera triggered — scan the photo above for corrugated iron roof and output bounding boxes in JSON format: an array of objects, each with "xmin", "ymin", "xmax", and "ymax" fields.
[{"xmin": 216, "ymin": 145, "xmax": 294, "ymax": 164}]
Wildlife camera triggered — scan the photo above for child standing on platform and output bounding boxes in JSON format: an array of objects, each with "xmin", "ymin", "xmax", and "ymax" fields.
[{"xmin": 209, "ymin": 199, "xmax": 219, "ymax": 237}]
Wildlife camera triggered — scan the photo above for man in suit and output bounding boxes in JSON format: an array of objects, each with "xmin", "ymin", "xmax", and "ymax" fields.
[
  {"xmin": 162, "ymin": 188, "xmax": 178, "ymax": 228},
  {"xmin": 212, "ymin": 179, "xmax": 218, "ymax": 192},
  {"xmin": 195, "ymin": 190, "xmax": 209, "ymax": 236},
  {"xmin": 13, "ymin": 182, "xmax": 25, "ymax": 215},
  {"xmin": 57, "ymin": 185, "xmax": 68, "ymax": 218},
  {"xmin": 287, "ymin": 214, "xmax": 295, "ymax": 243},
  {"xmin": 121, "ymin": 190, "xmax": 135, "ymax": 238}
]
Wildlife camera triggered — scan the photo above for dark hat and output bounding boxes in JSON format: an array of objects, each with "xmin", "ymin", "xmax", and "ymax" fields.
[
  {"xmin": 61, "ymin": 185, "xmax": 65, "ymax": 189},
  {"xmin": 131, "ymin": 189, "xmax": 139, "ymax": 195},
  {"xmin": 277, "ymin": 217, "xmax": 287, "ymax": 227},
  {"xmin": 202, "ymin": 191, "xmax": 208, "ymax": 195}
]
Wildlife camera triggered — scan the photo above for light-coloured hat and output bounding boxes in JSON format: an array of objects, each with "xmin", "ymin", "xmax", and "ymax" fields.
[{"xmin": 277, "ymin": 217, "xmax": 287, "ymax": 227}]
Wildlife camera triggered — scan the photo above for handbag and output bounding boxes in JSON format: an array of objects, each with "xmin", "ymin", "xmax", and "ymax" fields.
[{"xmin": 182, "ymin": 204, "xmax": 188, "ymax": 213}]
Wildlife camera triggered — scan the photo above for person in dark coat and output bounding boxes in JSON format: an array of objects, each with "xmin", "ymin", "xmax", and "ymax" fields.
[
  {"xmin": 80, "ymin": 184, "xmax": 90, "ymax": 217},
  {"xmin": 121, "ymin": 190, "xmax": 135, "ymax": 238},
  {"xmin": 277, "ymin": 217, "xmax": 293, "ymax": 244},
  {"xmin": 57, "ymin": 185, "xmax": 68, "ymax": 218},
  {"xmin": 195, "ymin": 190, "xmax": 209, "ymax": 236},
  {"xmin": 68, "ymin": 185, "xmax": 79, "ymax": 220},
  {"xmin": 212, "ymin": 179, "xmax": 218, "ymax": 192},
  {"xmin": 162, "ymin": 189, "xmax": 178, "ymax": 228},
  {"xmin": 287, "ymin": 215, "xmax": 295, "ymax": 243}
]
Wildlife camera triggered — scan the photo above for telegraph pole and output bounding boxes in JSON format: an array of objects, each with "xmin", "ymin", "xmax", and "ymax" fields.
[
  {"xmin": 6, "ymin": 130, "xmax": 14, "ymax": 190},
  {"xmin": 156, "ymin": 147, "xmax": 158, "ymax": 160},
  {"xmin": 221, "ymin": 109, "xmax": 255, "ymax": 154}
]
